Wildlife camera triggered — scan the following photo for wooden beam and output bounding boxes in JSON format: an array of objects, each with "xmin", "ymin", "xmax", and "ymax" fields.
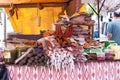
[
  {"xmin": 0, "ymin": 0, "xmax": 70, "ymax": 4},
  {"xmin": 0, "ymin": 2, "xmax": 68, "ymax": 8}
]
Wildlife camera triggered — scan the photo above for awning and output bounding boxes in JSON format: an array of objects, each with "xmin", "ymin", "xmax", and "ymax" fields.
[
  {"xmin": 0, "ymin": 0, "xmax": 70, "ymax": 8},
  {"xmin": 0, "ymin": 0, "xmax": 69, "ymax": 4},
  {"xmin": 3, "ymin": 0, "xmax": 86, "ymax": 34}
]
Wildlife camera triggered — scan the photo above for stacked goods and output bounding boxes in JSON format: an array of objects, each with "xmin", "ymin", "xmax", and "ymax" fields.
[
  {"xmin": 84, "ymin": 46, "xmax": 115, "ymax": 61},
  {"xmin": 73, "ymin": 26, "xmax": 91, "ymax": 42},
  {"xmin": 73, "ymin": 26, "xmax": 90, "ymax": 36},
  {"xmin": 14, "ymin": 36, "xmax": 87, "ymax": 67},
  {"xmin": 68, "ymin": 46, "xmax": 87, "ymax": 62},
  {"xmin": 18, "ymin": 52, "xmax": 49, "ymax": 66},
  {"xmin": 37, "ymin": 36, "xmax": 61, "ymax": 50},
  {"xmin": 38, "ymin": 35, "xmax": 72, "ymax": 49},
  {"xmin": 72, "ymin": 26, "xmax": 82, "ymax": 36},
  {"xmin": 83, "ymin": 40, "xmax": 103, "ymax": 49},
  {"xmin": 47, "ymin": 43, "xmax": 86, "ymax": 70},
  {"xmin": 48, "ymin": 48, "xmax": 75, "ymax": 70},
  {"xmin": 105, "ymin": 48, "xmax": 114, "ymax": 60},
  {"xmin": 97, "ymin": 52, "xmax": 105, "ymax": 60},
  {"xmin": 15, "ymin": 47, "xmax": 49, "ymax": 66},
  {"xmin": 86, "ymin": 53, "xmax": 97, "ymax": 60},
  {"xmin": 70, "ymin": 12, "xmax": 95, "ymax": 26},
  {"xmin": 4, "ymin": 12, "xmax": 119, "ymax": 67}
]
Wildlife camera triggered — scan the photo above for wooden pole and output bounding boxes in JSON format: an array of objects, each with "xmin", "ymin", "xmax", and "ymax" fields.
[
  {"xmin": 4, "ymin": 10, "xmax": 6, "ymax": 47},
  {"xmin": 88, "ymin": 0, "xmax": 105, "ymax": 38},
  {"xmin": 97, "ymin": 0, "xmax": 100, "ymax": 38}
]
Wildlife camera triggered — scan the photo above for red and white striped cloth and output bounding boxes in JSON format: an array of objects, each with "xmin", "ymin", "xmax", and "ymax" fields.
[{"xmin": 7, "ymin": 61, "xmax": 120, "ymax": 80}]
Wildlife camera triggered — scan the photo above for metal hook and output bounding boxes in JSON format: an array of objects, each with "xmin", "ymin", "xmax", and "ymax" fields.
[{"xmin": 10, "ymin": 3, "xmax": 14, "ymax": 9}]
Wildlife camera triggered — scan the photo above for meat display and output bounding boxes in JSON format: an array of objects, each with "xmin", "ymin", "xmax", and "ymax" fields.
[{"xmin": 70, "ymin": 12, "xmax": 95, "ymax": 26}]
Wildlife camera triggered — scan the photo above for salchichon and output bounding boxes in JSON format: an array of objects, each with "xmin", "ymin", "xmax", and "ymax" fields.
[{"xmin": 54, "ymin": 24, "xmax": 73, "ymax": 37}]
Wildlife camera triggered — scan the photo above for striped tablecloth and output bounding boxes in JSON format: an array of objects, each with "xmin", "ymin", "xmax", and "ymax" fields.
[{"xmin": 7, "ymin": 61, "xmax": 120, "ymax": 80}]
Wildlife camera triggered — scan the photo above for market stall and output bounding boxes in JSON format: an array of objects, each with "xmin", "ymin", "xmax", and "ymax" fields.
[
  {"xmin": 0, "ymin": 0, "xmax": 120, "ymax": 80},
  {"xmin": 3, "ymin": 15, "xmax": 120, "ymax": 80}
]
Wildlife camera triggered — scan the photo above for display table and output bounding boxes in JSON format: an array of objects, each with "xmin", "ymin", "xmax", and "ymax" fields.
[{"xmin": 7, "ymin": 61, "xmax": 120, "ymax": 80}]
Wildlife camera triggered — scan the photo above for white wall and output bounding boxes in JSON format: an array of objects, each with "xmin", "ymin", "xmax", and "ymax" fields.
[{"xmin": 0, "ymin": 9, "xmax": 14, "ymax": 41}]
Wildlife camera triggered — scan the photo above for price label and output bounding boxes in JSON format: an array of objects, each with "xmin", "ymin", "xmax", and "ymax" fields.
[
  {"xmin": 90, "ymin": 49, "xmax": 103, "ymax": 53},
  {"xmin": 4, "ymin": 52, "xmax": 11, "ymax": 59}
]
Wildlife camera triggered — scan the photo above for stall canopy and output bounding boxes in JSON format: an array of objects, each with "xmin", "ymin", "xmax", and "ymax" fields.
[
  {"xmin": 0, "ymin": 0, "xmax": 86, "ymax": 34},
  {"xmin": 0, "ymin": 0, "xmax": 69, "ymax": 4}
]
